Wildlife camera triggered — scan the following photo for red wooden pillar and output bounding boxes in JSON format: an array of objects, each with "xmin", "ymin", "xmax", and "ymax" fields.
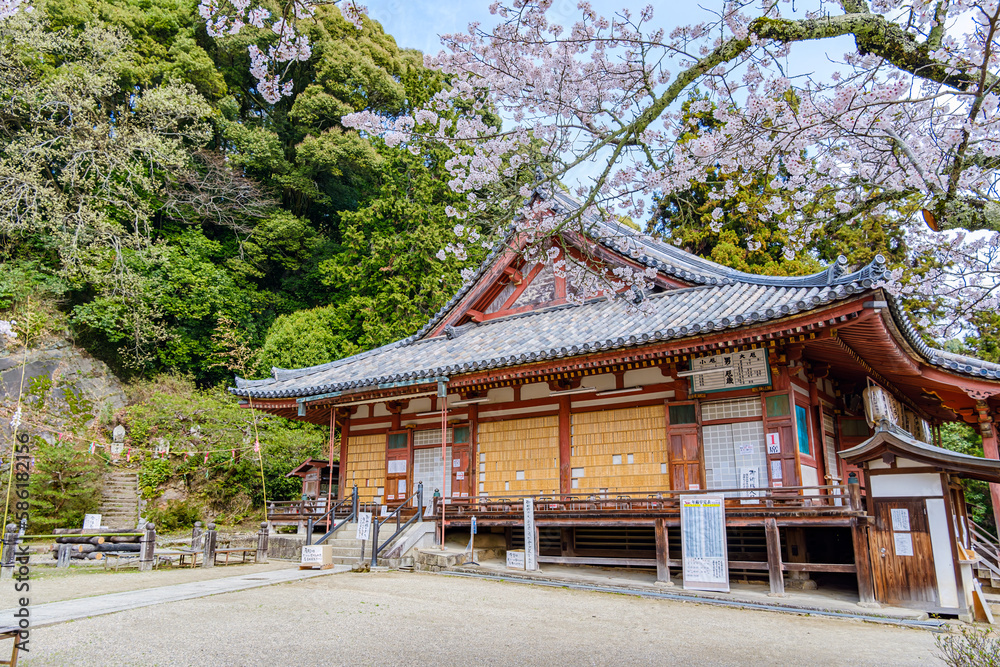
[
  {"xmin": 338, "ymin": 411, "xmax": 350, "ymax": 500},
  {"xmin": 559, "ymin": 396, "xmax": 571, "ymax": 495},
  {"xmin": 980, "ymin": 421, "xmax": 1000, "ymax": 531}
]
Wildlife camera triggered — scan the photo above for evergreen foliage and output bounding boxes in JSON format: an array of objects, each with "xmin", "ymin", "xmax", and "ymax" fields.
[{"xmin": 24, "ymin": 438, "xmax": 103, "ymax": 533}]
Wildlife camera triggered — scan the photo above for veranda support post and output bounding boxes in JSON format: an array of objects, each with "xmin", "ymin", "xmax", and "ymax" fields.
[
  {"xmin": 654, "ymin": 518, "xmax": 671, "ymax": 585},
  {"xmin": 764, "ymin": 518, "xmax": 785, "ymax": 597}
]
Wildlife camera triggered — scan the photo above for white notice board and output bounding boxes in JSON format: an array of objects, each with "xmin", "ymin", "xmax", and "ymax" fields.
[{"xmin": 681, "ymin": 495, "xmax": 729, "ymax": 592}]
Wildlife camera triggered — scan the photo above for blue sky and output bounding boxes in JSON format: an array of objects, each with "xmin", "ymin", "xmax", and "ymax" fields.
[{"xmin": 365, "ymin": 0, "xmax": 854, "ymax": 80}]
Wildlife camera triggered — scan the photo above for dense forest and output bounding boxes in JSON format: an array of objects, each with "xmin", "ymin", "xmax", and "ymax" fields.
[{"xmin": 0, "ymin": 0, "xmax": 993, "ymax": 531}]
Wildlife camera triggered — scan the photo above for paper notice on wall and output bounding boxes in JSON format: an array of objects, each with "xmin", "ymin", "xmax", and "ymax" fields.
[
  {"xmin": 739, "ymin": 468, "xmax": 761, "ymax": 505},
  {"xmin": 387, "ymin": 459, "xmax": 406, "ymax": 474},
  {"xmin": 770, "ymin": 460, "xmax": 783, "ymax": 480},
  {"xmin": 766, "ymin": 433, "xmax": 781, "ymax": 454},
  {"xmin": 456, "ymin": 471, "xmax": 465, "ymax": 480},
  {"xmin": 890, "ymin": 508, "xmax": 911, "ymax": 532},
  {"xmin": 453, "ymin": 458, "xmax": 462, "ymax": 468},
  {"xmin": 893, "ymin": 532, "xmax": 914, "ymax": 557},
  {"xmin": 398, "ymin": 479, "xmax": 406, "ymax": 494},
  {"xmin": 680, "ymin": 496, "xmax": 729, "ymax": 592},
  {"xmin": 737, "ymin": 443, "xmax": 753, "ymax": 456}
]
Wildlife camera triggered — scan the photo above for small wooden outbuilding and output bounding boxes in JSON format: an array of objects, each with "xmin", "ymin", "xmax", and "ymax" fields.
[
  {"xmin": 841, "ymin": 425, "xmax": 1000, "ymax": 618},
  {"xmin": 287, "ymin": 458, "xmax": 337, "ymax": 501}
]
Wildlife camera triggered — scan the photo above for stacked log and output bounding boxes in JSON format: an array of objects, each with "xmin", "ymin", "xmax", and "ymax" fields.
[{"xmin": 51, "ymin": 527, "xmax": 141, "ymax": 561}]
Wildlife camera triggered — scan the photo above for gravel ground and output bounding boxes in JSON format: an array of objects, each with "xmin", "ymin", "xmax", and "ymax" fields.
[{"xmin": 16, "ymin": 571, "xmax": 943, "ymax": 666}]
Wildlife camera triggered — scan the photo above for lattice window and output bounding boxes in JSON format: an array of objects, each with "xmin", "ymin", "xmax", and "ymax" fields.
[
  {"xmin": 413, "ymin": 428, "xmax": 454, "ymax": 447},
  {"xmin": 703, "ymin": 421, "xmax": 766, "ymax": 496},
  {"xmin": 701, "ymin": 396, "xmax": 762, "ymax": 421},
  {"xmin": 413, "ymin": 446, "xmax": 453, "ymax": 500}
]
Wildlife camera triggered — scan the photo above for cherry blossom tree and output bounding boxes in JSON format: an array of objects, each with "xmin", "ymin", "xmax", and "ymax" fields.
[
  {"xmin": 341, "ymin": 0, "xmax": 1000, "ymax": 327},
  {"xmin": 11, "ymin": 0, "xmax": 1000, "ymax": 329}
]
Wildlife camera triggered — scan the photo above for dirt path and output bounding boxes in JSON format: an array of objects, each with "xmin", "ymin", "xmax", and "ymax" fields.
[
  {"xmin": 18, "ymin": 571, "xmax": 944, "ymax": 666},
  {"xmin": 0, "ymin": 561, "xmax": 292, "ymax": 608}
]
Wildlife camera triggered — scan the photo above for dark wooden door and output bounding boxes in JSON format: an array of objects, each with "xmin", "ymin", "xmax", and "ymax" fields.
[
  {"xmin": 451, "ymin": 446, "xmax": 470, "ymax": 500},
  {"xmin": 762, "ymin": 416, "xmax": 799, "ymax": 488},
  {"xmin": 385, "ymin": 431, "xmax": 411, "ymax": 506},
  {"xmin": 869, "ymin": 499, "xmax": 938, "ymax": 607},
  {"xmin": 668, "ymin": 429, "xmax": 703, "ymax": 491}
]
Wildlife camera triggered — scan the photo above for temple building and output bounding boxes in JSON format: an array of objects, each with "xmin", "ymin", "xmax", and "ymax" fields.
[{"xmin": 233, "ymin": 193, "xmax": 1000, "ymax": 618}]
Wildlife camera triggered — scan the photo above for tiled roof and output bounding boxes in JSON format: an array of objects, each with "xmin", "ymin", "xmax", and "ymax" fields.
[
  {"xmin": 231, "ymin": 193, "xmax": 1000, "ymax": 399},
  {"xmin": 399, "ymin": 190, "xmax": 884, "ymax": 345},
  {"xmin": 234, "ymin": 280, "xmax": 872, "ymax": 399}
]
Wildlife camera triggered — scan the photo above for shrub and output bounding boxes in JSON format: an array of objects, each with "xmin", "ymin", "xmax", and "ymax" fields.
[
  {"xmin": 146, "ymin": 500, "xmax": 202, "ymax": 532},
  {"xmin": 937, "ymin": 626, "xmax": 1000, "ymax": 667}
]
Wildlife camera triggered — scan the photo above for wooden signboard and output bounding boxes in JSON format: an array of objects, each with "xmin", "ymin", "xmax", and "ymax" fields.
[
  {"xmin": 523, "ymin": 498, "xmax": 537, "ymax": 571},
  {"xmin": 690, "ymin": 349, "xmax": 769, "ymax": 394},
  {"xmin": 739, "ymin": 467, "xmax": 761, "ymax": 505},
  {"xmin": 681, "ymin": 495, "xmax": 729, "ymax": 592}
]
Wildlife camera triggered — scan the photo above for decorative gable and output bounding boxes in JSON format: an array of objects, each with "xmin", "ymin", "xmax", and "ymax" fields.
[{"xmin": 429, "ymin": 232, "xmax": 690, "ymax": 335}]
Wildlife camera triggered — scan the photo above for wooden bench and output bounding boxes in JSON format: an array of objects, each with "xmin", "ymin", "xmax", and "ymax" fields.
[
  {"xmin": 0, "ymin": 627, "xmax": 21, "ymax": 667},
  {"xmin": 102, "ymin": 553, "xmax": 141, "ymax": 572},
  {"xmin": 214, "ymin": 548, "xmax": 257, "ymax": 566},
  {"xmin": 152, "ymin": 549, "xmax": 201, "ymax": 568}
]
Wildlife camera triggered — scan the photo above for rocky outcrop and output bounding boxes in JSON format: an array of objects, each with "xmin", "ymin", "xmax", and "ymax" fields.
[{"xmin": 0, "ymin": 336, "xmax": 127, "ymax": 429}]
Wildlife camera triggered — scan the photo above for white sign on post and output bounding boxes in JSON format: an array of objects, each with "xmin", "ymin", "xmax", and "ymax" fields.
[
  {"xmin": 356, "ymin": 512, "xmax": 373, "ymax": 541},
  {"xmin": 681, "ymin": 496, "xmax": 729, "ymax": 592},
  {"xmin": 506, "ymin": 550, "xmax": 526, "ymax": 569},
  {"xmin": 523, "ymin": 498, "xmax": 537, "ymax": 571},
  {"xmin": 301, "ymin": 545, "xmax": 332, "ymax": 567},
  {"xmin": 766, "ymin": 433, "xmax": 781, "ymax": 455},
  {"xmin": 83, "ymin": 514, "xmax": 102, "ymax": 530}
]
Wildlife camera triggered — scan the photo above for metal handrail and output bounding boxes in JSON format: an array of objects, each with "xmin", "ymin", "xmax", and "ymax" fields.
[
  {"xmin": 969, "ymin": 518, "xmax": 1000, "ymax": 579},
  {"xmin": 309, "ymin": 486, "xmax": 359, "ymax": 546},
  {"xmin": 370, "ymin": 483, "xmax": 423, "ymax": 567}
]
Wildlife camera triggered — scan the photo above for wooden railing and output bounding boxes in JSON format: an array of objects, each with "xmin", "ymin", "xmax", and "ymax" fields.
[
  {"xmin": 439, "ymin": 484, "xmax": 861, "ymax": 519},
  {"xmin": 268, "ymin": 498, "xmax": 356, "ymax": 523}
]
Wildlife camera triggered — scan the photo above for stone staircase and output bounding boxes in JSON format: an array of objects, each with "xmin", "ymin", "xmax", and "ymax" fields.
[
  {"xmin": 100, "ymin": 471, "xmax": 140, "ymax": 529},
  {"xmin": 315, "ymin": 521, "xmax": 434, "ymax": 567},
  {"xmin": 323, "ymin": 529, "xmax": 370, "ymax": 566}
]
